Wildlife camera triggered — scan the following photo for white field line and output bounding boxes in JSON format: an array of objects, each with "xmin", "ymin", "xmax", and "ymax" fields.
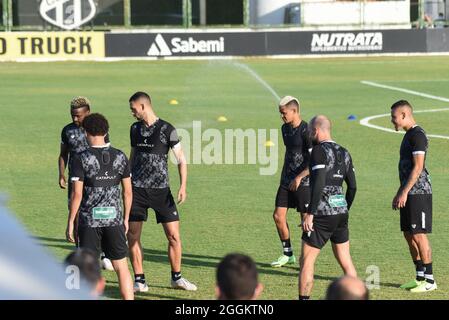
[
  {"xmin": 360, "ymin": 81, "xmax": 449, "ymax": 103},
  {"xmin": 360, "ymin": 109, "xmax": 449, "ymax": 139},
  {"xmin": 360, "ymin": 81, "xmax": 449, "ymax": 139}
]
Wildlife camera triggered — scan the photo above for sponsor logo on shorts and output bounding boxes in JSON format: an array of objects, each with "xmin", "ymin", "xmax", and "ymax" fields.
[
  {"xmin": 411, "ymin": 224, "xmax": 416, "ymax": 229},
  {"xmin": 173, "ymin": 211, "xmax": 178, "ymax": 216}
]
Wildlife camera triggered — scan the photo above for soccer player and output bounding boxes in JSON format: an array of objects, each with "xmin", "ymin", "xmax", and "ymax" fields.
[
  {"xmin": 66, "ymin": 113, "xmax": 134, "ymax": 300},
  {"xmin": 390, "ymin": 100, "xmax": 436, "ymax": 292},
  {"xmin": 58, "ymin": 97, "xmax": 113, "ymax": 271},
  {"xmin": 59, "ymin": 97, "xmax": 91, "ymax": 206},
  {"xmin": 126, "ymin": 91, "xmax": 197, "ymax": 292},
  {"xmin": 216, "ymin": 253, "xmax": 263, "ymax": 300},
  {"xmin": 271, "ymin": 96, "xmax": 312, "ymax": 267},
  {"xmin": 299, "ymin": 115, "xmax": 357, "ymax": 300}
]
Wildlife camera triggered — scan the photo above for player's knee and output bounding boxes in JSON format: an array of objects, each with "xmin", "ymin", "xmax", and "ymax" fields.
[
  {"xmin": 273, "ymin": 211, "xmax": 284, "ymax": 224},
  {"xmin": 167, "ymin": 234, "xmax": 180, "ymax": 247},
  {"xmin": 300, "ymin": 256, "xmax": 314, "ymax": 269},
  {"xmin": 127, "ymin": 231, "xmax": 139, "ymax": 244}
]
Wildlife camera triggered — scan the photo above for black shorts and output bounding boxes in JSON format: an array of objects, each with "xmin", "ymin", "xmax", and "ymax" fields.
[
  {"xmin": 400, "ymin": 194, "xmax": 432, "ymax": 234},
  {"xmin": 130, "ymin": 186, "xmax": 179, "ymax": 224},
  {"xmin": 301, "ymin": 214, "xmax": 349, "ymax": 249},
  {"xmin": 275, "ymin": 185, "xmax": 310, "ymax": 213},
  {"xmin": 78, "ymin": 224, "xmax": 128, "ymax": 260}
]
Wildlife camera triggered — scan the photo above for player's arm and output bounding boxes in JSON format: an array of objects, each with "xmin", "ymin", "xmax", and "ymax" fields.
[
  {"xmin": 303, "ymin": 146, "xmax": 327, "ymax": 232},
  {"xmin": 393, "ymin": 154, "xmax": 425, "ymax": 209},
  {"xmin": 289, "ymin": 126, "xmax": 312, "ymax": 191},
  {"xmin": 344, "ymin": 155, "xmax": 357, "ymax": 210},
  {"xmin": 121, "ymin": 177, "xmax": 132, "ymax": 235},
  {"xmin": 58, "ymin": 142, "xmax": 69, "ymax": 189},
  {"xmin": 393, "ymin": 133, "xmax": 426, "ymax": 209},
  {"xmin": 289, "ymin": 168, "xmax": 310, "ymax": 191},
  {"xmin": 67, "ymin": 180, "xmax": 83, "ymax": 243},
  {"xmin": 129, "ymin": 124, "xmax": 137, "ymax": 169},
  {"xmin": 172, "ymin": 143, "xmax": 187, "ymax": 204},
  {"xmin": 121, "ymin": 154, "xmax": 132, "ymax": 235},
  {"xmin": 129, "ymin": 147, "xmax": 135, "ymax": 169}
]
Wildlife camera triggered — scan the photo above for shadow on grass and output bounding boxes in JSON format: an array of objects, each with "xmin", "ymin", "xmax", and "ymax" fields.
[
  {"xmin": 37, "ymin": 236, "xmax": 350, "ymax": 299},
  {"xmin": 37, "ymin": 236, "xmax": 301, "ymax": 279},
  {"xmin": 103, "ymin": 284, "xmax": 186, "ymax": 300},
  {"xmin": 37, "ymin": 236, "xmax": 342, "ymax": 279},
  {"xmin": 379, "ymin": 282, "xmax": 402, "ymax": 289}
]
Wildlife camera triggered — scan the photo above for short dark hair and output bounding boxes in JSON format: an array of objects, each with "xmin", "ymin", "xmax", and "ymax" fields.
[
  {"xmin": 391, "ymin": 100, "xmax": 412, "ymax": 111},
  {"xmin": 82, "ymin": 113, "xmax": 109, "ymax": 136},
  {"xmin": 64, "ymin": 248, "xmax": 102, "ymax": 287},
  {"xmin": 286, "ymin": 100, "xmax": 299, "ymax": 110},
  {"xmin": 129, "ymin": 91, "xmax": 151, "ymax": 104},
  {"xmin": 216, "ymin": 253, "xmax": 258, "ymax": 300},
  {"xmin": 326, "ymin": 277, "xmax": 369, "ymax": 300}
]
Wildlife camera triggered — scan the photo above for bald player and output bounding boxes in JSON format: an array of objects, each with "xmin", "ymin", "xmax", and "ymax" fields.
[
  {"xmin": 326, "ymin": 276, "xmax": 369, "ymax": 300},
  {"xmin": 390, "ymin": 100, "xmax": 436, "ymax": 292},
  {"xmin": 271, "ymin": 96, "xmax": 312, "ymax": 268},
  {"xmin": 299, "ymin": 115, "xmax": 357, "ymax": 300}
]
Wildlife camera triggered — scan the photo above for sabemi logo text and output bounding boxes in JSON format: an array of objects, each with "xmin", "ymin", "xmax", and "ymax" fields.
[{"xmin": 147, "ymin": 34, "xmax": 225, "ymax": 56}]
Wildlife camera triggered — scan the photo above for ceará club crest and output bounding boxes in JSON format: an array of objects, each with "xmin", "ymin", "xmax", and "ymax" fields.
[{"xmin": 39, "ymin": 0, "xmax": 97, "ymax": 31}]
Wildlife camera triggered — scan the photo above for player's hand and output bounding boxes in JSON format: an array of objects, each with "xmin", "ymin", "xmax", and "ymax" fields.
[
  {"xmin": 392, "ymin": 191, "xmax": 407, "ymax": 210},
  {"xmin": 396, "ymin": 191, "xmax": 408, "ymax": 209},
  {"xmin": 177, "ymin": 186, "xmax": 187, "ymax": 205},
  {"xmin": 59, "ymin": 175, "xmax": 67, "ymax": 189},
  {"xmin": 66, "ymin": 222, "xmax": 75, "ymax": 243},
  {"xmin": 124, "ymin": 220, "xmax": 129, "ymax": 235},
  {"xmin": 298, "ymin": 212, "xmax": 306, "ymax": 227},
  {"xmin": 391, "ymin": 195, "xmax": 398, "ymax": 210},
  {"xmin": 289, "ymin": 176, "xmax": 302, "ymax": 191},
  {"xmin": 302, "ymin": 213, "xmax": 314, "ymax": 232}
]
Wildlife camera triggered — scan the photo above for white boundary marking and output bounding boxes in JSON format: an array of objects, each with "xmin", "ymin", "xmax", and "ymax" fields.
[
  {"xmin": 360, "ymin": 81, "xmax": 449, "ymax": 139},
  {"xmin": 361, "ymin": 81, "xmax": 449, "ymax": 103}
]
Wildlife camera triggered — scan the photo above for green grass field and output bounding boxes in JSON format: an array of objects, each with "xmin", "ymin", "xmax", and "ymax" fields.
[{"xmin": 1, "ymin": 56, "xmax": 449, "ymax": 300}]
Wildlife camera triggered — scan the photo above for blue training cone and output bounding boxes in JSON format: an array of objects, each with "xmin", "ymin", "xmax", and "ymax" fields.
[{"xmin": 347, "ymin": 115, "xmax": 357, "ymax": 121}]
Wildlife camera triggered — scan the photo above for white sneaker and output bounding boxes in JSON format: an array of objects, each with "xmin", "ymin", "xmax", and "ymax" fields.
[
  {"xmin": 171, "ymin": 277, "xmax": 197, "ymax": 291},
  {"xmin": 100, "ymin": 256, "xmax": 114, "ymax": 271},
  {"xmin": 134, "ymin": 281, "xmax": 149, "ymax": 293}
]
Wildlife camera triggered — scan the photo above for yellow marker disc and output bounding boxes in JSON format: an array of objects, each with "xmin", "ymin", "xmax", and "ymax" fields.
[
  {"xmin": 264, "ymin": 140, "xmax": 275, "ymax": 147},
  {"xmin": 217, "ymin": 116, "xmax": 228, "ymax": 122}
]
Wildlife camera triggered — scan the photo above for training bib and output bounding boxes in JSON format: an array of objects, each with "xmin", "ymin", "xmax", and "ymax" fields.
[
  {"xmin": 92, "ymin": 207, "xmax": 117, "ymax": 220},
  {"xmin": 328, "ymin": 195, "xmax": 347, "ymax": 208}
]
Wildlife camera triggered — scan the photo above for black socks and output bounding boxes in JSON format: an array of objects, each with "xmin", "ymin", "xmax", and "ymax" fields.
[
  {"xmin": 172, "ymin": 271, "xmax": 182, "ymax": 282},
  {"xmin": 282, "ymin": 238, "xmax": 293, "ymax": 257}
]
